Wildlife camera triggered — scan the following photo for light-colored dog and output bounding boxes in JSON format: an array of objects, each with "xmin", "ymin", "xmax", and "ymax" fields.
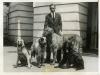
[
  {"xmin": 14, "ymin": 38, "xmax": 31, "ymax": 68},
  {"xmin": 43, "ymin": 27, "xmax": 63, "ymax": 66},
  {"xmin": 31, "ymin": 37, "xmax": 46, "ymax": 68}
]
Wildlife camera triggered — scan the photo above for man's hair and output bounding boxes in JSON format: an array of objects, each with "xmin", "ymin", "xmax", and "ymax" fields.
[{"xmin": 49, "ymin": 4, "xmax": 56, "ymax": 8}]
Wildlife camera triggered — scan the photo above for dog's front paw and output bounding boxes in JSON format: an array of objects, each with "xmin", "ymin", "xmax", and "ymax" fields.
[
  {"xmin": 41, "ymin": 64, "xmax": 45, "ymax": 66},
  {"xmin": 27, "ymin": 64, "xmax": 31, "ymax": 68},
  {"xmin": 27, "ymin": 66, "xmax": 31, "ymax": 69},
  {"xmin": 38, "ymin": 65, "xmax": 41, "ymax": 68},
  {"xmin": 14, "ymin": 65, "xmax": 18, "ymax": 68},
  {"xmin": 52, "ymin": 61, "xmax": 55, "ymax": 65},
  {"xmin": 75, "ymin": 67, "xmax": 84, "ymax": 71}
]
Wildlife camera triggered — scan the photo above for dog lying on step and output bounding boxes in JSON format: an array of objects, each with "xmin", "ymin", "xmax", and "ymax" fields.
[
  {"xmin": 14, "ymin": 38, "xmax": 31, "ymax": 68},
  {"xmin": 31, "ymin": 37, "xmax": 46, "ymax": 68}
]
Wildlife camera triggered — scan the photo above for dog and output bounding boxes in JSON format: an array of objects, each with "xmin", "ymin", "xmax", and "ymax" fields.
[
  {"xmin": 59, "ymin": 36, "xmax": 84, "ymax": 70},
  {"xmin": 31, "ymin": 37, "xmax": 47, "ymax": 68},
  {"xmin": 69, "ymin": 36, "xmax": 84, "ymax": 70},
  {"xmin": 14, "ymin": 38, "xmax": 31, "ymax": 68},
  {"xmin": 43, "ymin": 27, "xmax": 63, "ymax": 66}
]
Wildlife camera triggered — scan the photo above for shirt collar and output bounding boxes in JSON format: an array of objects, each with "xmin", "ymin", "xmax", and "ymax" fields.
[{"xmin": 50, "ymin": 12, "xmax": 55, "ymax": 18}]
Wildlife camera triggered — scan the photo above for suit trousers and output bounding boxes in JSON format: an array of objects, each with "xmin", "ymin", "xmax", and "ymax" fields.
[{"xmin": 45, "ymin": 34, "xmax": 52, "ymax": 62}]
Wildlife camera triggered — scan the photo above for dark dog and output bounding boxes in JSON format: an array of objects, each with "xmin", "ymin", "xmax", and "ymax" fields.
[
  {"xmin": 31, "ymin": 37, "xmax": 46, "ymax": 68},
  {"xmin": 59, "ymin": 36, "xmax": 84, "ymax": 70},
  {"xmin": 14, "ymin": 38, "xmax": 31, "ymax": 68},
  {"xmin": 69, "ymin": 36, "xmax": 84, "ymax": 70}
]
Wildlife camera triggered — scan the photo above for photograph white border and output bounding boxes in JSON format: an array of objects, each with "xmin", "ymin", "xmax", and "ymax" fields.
[{"xmin": 0, "ymin": 0, "xmax": 99, "ymax": 75}]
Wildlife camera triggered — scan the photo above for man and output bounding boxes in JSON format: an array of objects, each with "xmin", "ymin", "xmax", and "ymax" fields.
[{"xmin": 44, "ymin": 4, "xmax": 62, "ymax": 63}]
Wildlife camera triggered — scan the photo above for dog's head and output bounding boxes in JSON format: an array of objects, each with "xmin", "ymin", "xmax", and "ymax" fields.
[
  {"xmin": 17, "ymin": 38, "xmax": 25, "ymax": 47},
  {"xmin": 43, "ymin": 27, "xmax": 54, "ymax": 37},
  {"xmin": 39, "ymin": 37, "xmax": 47, "ymax": 47}
]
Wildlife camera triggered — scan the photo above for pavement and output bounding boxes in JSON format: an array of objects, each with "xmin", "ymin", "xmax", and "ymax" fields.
[{"xmin": 3, "ymin": 46, "xmax": 98, "ymax": 72}]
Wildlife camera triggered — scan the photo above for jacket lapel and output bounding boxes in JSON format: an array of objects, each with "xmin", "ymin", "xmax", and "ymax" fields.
[
  {"xmin": 49, "ymin": 13, "xmax": 57, "ymax": 25},
  {"xmin": 49, "ymin": 13, "xmax": 54, "ymax": 23},
  {"xmin": 55, "ymin": 13, "xmax": 57, "ymax": 22}
]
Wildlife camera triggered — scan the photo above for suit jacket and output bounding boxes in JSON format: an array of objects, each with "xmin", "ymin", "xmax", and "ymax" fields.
[{"xmin": 44, "ymin": 13, "xmax": 62, "ymax": 34}]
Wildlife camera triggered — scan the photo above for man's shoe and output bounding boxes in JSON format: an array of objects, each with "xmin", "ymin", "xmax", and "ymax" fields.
[{"xmin": 45, "ymin": 59, "xmax": 51, "ymax": 63}]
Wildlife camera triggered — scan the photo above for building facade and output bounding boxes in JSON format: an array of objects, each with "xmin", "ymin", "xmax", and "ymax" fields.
[{"xmin": 3, "ymin": 2, "xmax": 98, "ymax": 53}]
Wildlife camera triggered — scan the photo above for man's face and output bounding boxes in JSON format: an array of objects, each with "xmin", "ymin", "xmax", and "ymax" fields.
[{"xmin": 50, "ymin": 5, "xmax": 55, "ymax": 13}]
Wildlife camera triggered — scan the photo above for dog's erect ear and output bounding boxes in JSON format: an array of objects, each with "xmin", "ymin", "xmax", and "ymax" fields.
[
  {"xmin": 39, "ymin": 37, "xmax": 44, "ymax": 44},
  {"xmin": 21, "ymin": 39, "xmax": 25, "ymax": 47}
]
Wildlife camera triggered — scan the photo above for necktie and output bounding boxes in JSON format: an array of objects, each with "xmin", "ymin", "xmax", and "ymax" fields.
[{"xmin": 53, "ymin": 13, "xmax": 55, "ymax": 22}]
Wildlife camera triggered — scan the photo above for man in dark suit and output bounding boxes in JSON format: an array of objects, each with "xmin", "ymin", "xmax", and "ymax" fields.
[{"xmin": 44, "ymin": 4, "xmax": 62, "ymax": 63}]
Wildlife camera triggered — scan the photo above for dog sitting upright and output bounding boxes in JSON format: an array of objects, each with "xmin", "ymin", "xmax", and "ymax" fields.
[
  {"xmin": 59, "ymin": 36, "xmax": 84, "ymax": 70},
  {"xmin": 14, "ymin": 38, "xmax": 31, "ymax": 68},
  {"xmin": 31, "ymin": 37, "xmax": 46, "ymax": 68}
]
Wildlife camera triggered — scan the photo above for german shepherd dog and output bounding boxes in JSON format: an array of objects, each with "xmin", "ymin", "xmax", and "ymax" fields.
[
  {"xmin": 14, "ymin": 38, "xmax": 31, "ymax": 68},
  {"xmin": 31, "ymin": 37, "xmax": 47, "ymax": 68}
]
